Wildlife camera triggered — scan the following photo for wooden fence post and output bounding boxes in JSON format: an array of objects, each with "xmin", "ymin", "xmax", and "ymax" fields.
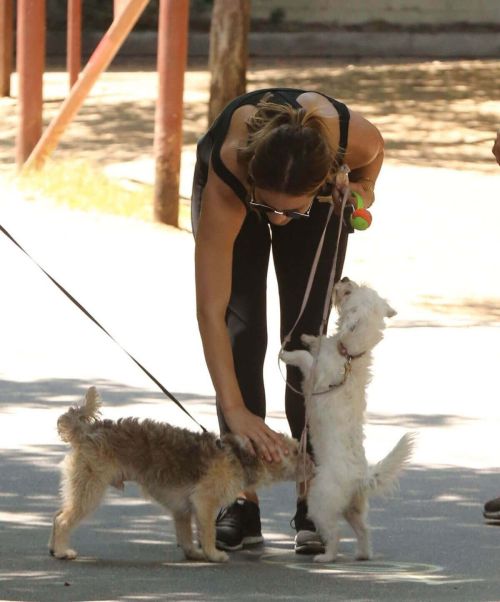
[
  {"xmin": 16, "ymin": 0, "xmax": 46, "ymax": 167},
  {"xmin": 67, "ymin": 0, "xmax": 82, "ymax": 89},
  {"xmin": 0, "ymin": 0, "xmax": 14, "ymax": 97},
  {"xmin": 23, "ymin": 0, "xmax": 150, "ymax": 171},
  {"xmin": 153, "ymin": 0, "xmax": 190, "ymax": 226}
]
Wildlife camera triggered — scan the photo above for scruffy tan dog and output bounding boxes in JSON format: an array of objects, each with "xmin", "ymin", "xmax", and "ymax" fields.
[{"xmin": 49, "ymin": 387, "xmax": 302, "ymax": 563}]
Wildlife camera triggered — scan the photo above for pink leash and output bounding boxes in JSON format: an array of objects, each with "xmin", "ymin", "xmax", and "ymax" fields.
[{"xmin": 278, "ymin": 166, "xmax": 351, "ymax": 491}]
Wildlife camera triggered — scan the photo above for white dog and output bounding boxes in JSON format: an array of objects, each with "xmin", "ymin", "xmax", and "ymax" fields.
[{"xmin": 281, "ymin": 277, "xmax": 414, "ymax": 563}]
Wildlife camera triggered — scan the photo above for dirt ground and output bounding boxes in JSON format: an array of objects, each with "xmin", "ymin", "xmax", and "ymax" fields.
[
  {"xmin": 1, "ymin": 57, "xmax": 499, "ymax": 330},
  {"xmin": 1, "ymin": 57, "xmax": 499, "ymax": 181}
]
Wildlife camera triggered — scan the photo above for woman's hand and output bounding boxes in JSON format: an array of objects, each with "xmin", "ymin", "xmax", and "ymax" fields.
[
  {"xmin": 224, "ymin": 406, "xmax": 289, "ymax": 463},
  {"xmin": 349, "ymin": 181, "xmax": 375, "ymax": 208},
  {"xmin": 331, "ymin": 177, "xmax": 375, "ymax": 213}
]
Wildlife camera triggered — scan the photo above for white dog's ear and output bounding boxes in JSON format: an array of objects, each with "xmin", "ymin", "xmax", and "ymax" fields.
[
  {"xmin": 384, "ymin": 302, "xmax": 397, "ymax": 318},
  {"xmin": 342, "ymin": 309, "xmax": 361, "ymax": 333},
  {"xmin": 346, "ymin": 318, "xmax": 359, "ymax": 333}
]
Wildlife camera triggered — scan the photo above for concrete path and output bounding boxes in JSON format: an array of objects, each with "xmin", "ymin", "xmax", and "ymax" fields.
[{"xmin": 0, "ymin": 159, "xmax": 499, "ymax": 601}]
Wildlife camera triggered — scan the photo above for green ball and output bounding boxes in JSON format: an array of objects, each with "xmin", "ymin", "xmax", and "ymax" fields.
[{"xmin": 351, "ymin": 215, "xmax": 370, "ymax": 230}]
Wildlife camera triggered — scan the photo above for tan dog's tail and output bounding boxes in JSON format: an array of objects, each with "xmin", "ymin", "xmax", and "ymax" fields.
[
  {"xmin": 57, "ymin": 386, "xmax": 102, "ymax": 444},
  {"xmin": 362, "ymin": 433, "xmax": 415, "ymax": 496}
]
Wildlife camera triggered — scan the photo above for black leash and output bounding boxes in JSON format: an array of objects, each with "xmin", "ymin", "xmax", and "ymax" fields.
[{"xmin": 0, "ymin": 222, "xmax": 208, "ymax": 433}]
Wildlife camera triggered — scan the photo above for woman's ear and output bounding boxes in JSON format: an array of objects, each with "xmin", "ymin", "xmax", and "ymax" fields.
[{"xmin": 246, "ymin": 157, "xmax": 255, "ymax": 184}]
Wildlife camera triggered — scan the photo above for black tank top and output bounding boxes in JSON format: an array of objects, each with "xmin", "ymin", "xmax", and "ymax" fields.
[{"xmin": 198, "ymin": 88, "xmax": 350, "ymax": 206}]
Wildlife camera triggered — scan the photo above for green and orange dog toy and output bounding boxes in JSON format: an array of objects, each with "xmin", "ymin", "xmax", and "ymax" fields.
[{"xmin": 350, "ymin": 191, "xmax": 372, "ymax": 230}]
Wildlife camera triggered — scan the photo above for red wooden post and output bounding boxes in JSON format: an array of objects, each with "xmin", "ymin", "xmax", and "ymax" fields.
[
  {"xmin": 16, "ymin": 0, "xmax": 46, "ymax": 167},
  {"xmin": 114, "ymin": 0, "xmax": 129, "ymax": 18},
  {"xmin": 154, "ymin": 0, "xmax": 190, "ymax": 226},
  {"xmin": 0, "ymin": 0, "xmax": 14, "ymax": 97},
  {"xmin": 24, "ymin": 0, "xmax": 150, "ymax": 171},
  {"xmin": 67, "ymin": 0, "xmax": 82, "ymax": 89}
]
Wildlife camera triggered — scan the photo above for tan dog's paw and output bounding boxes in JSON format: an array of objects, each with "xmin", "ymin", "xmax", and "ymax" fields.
[{"xmin": 183, "ymin": 546, "xmax": 206, "ymax": 561}]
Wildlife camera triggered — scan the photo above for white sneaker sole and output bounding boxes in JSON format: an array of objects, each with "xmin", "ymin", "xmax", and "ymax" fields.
[
  {"xmin": 216, "ymin": 534, "xmax": 264, "ymax": 551},
  {"xmin": 294, "ymin": 530, "xmax": 325, "ymax": 555}
]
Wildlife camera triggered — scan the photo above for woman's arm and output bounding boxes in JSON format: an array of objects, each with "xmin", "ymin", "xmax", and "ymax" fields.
[
  {"xmin": 344, "ymin": 111, "xmax": 385, "ymax": 208},
  {"xmin": 493, "ymin": 131, "xmax": 500, "ymax": 165},
  {"xmin": 195, "ymin": 165, "xmax": 288, "ymax": 462}
]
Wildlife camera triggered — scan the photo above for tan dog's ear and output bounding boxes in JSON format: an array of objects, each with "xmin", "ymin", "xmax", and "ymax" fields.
[{"xmin": 233, "ymin": 435, "xmax": 255, "ymax": 456}]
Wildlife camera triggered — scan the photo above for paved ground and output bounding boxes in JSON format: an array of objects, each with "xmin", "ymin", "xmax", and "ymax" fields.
[{"xmin": 1, "ymin": 58, "xmax": 500, "ymax": 601}]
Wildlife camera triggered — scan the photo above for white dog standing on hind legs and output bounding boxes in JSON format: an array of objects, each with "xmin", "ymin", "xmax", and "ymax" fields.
[{"xmin": 281, "ymin": 277, "xmax": 415, "ymax": 563}]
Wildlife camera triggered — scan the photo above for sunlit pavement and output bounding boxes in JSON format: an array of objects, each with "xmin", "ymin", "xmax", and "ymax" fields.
[
  {"xmin": 1, "ymin": 58, "xmax": 500, "ymax": 600},
  {"xmin": 1, "ymin": 154, "xmax": 499, "ymax": 601}
]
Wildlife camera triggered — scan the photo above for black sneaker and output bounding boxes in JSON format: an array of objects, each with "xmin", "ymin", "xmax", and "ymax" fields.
[
  {"xmin": 215, "ymin": 498, "xmax": 264, "ymax": 551},
  {"xmin": 483, "ymin": 497, "xmax": 500, "ymax": 520},
  {"xmin": 291, "ymin": 498, "xmax": 325, "ymax": 555}
]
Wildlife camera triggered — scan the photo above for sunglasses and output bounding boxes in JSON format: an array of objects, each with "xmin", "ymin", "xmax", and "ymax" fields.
[{"xmin": 249, "ymin": 187, "xmax": 314, "ymax": 220}]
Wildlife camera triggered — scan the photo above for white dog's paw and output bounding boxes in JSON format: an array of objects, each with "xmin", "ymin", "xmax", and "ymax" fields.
[
  {"xmin": 50, "ymin": 547, "xmax": 78, "ymax": 560},
  {"xmin": 205, "ymin": 549, "xmax": 229, "ymax": 563},
  {"xmin": 300, "ymin": 334, "xmax": 317, "ymax": 348},
  {"xmin": 279, "ymin": 349, "xmax": 313, "ymax": 374},
  {"xmin": 313, "ymin": 552, "xmax": 337, "ymax": 563},
  {"xmin": 279, "ymin": 350, "xmax": 291, "ymax": 363},
  {"xmin": 355, "ymin": 545, "xmax": 373, "ymax": 561}
]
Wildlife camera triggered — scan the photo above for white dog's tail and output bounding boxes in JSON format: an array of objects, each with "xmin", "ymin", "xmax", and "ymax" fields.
[
  {"xmin": 57, "ymin": 386, "xmax": 102, "ymax": 445},
  {"xmin": 362, "ymin": 433, "xmax": 415, "ymax": 496}
]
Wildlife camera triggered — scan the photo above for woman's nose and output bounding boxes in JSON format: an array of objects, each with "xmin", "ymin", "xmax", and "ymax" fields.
[{"xmin": 269, "ymin": 214, "xmax": 290, "ymax": 226}]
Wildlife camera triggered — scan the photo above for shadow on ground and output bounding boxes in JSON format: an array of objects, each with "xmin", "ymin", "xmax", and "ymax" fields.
[
  {"xmin": 0, "ymin": 376, "xmax": 213, "ymax": 412},
  {"xmin": 0, "ymin": 443, "xmax": 498, "ymax": 601},
  {"xmin": 248, "ymin": 59, "xmax": 499, "ymax": 172},
  {"xmin": 1, "ymin": 59, "xmax": 498, "ymax": 175},
  {"xmin": 1, "ymin": 378, "xmax": 499, "ymax": 600}
]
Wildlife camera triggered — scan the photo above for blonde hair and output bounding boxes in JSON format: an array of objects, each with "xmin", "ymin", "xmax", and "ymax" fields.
[{"xmin": 238, "ymin": 95, "xmax": 339, "ymax": 195}]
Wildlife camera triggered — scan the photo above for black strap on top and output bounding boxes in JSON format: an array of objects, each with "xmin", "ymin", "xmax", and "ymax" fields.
[
  {"xmin": 208, "ymin": 90, "xmax": 279, "ymax": 204},
  {"xmin": 0, "ymin": 223, "xmax": 208, "ymax": 434},
  {"xmin": 210, "ymin": 143, "xmax": 249, "ymax": 203},
  {"xmin": 329, "ymin": 98, "xmax": 350, "ymax": 164}
]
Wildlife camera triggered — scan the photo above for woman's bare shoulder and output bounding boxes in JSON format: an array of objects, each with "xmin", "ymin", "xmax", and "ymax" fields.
[{"xmin": 297, "ymin": 91, "xmax": 340, "ymax": 118}]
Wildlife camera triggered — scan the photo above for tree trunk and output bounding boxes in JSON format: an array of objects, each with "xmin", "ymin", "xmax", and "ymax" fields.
[
  {"xmin": 208, "ymin": 0, "xmax": 250, "ymax": 126},
  {"xmin": 153, "ymin": 0, "xmax": 189, "ymax": 226}
]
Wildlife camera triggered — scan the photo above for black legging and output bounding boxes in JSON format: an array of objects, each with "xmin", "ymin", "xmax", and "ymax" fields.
[{"xmin": 194, "ymin": 197, "xmax": 348, "ymax": 441}]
